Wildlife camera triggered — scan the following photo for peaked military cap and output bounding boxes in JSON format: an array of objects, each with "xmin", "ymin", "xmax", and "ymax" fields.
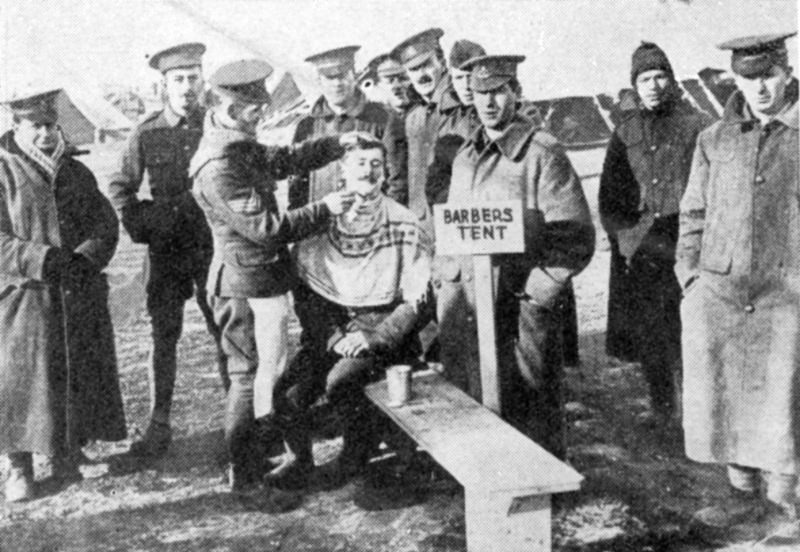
[
  {"xmin": 209, "ymin": 59, "xmax": 273, "ymax": 104},
  {"xmin": 391, "ymin": 28, "xmax": 444, "ymax": 69},
  {"xmin": 449, "ymin": 39, "xmax": 486, "ymax": 70},
  {"xmin": 148, "ymin": 42, "xmax": 206, "ymax": 73},
  {"xmin": 718, "ymin": 32, "xmax": 796, "ymax": 77},
  {"xmin": 358, "ymin": 53, "xmax": 401, "ymax": 84},
  {"xmin": 1, "ymin": 87, "xmax": 60, "ymax": 123},
  {"xmin": 460, "ymin": 55, "xmax": 526, "ymax": 93},
  {"xmin": 305, "ymin": 45, "xmax": 361, "ymax": 77}
]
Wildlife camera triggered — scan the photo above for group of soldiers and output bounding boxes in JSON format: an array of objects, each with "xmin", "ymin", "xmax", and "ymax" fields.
[{"xmin": 0, "ymin": 22, "xmax": 798, "ymax": 541}]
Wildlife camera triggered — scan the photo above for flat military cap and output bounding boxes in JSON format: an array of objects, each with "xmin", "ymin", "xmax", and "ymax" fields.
[
  {"xmin": 148, "ymin": 42, "xmax": 206, "ymax": 73},
  {"xmin": 305, "ymin": 45, "xmax": 360, "ymax": 77},
  {"xmin": 209, "ymin": 59, "xmax": 273, "ymax": 104},
  {"xmin": 460, "ymin": 55, "xmax": 526, "ymax": 93},
  {"xmin": 718, "ymin": 32, "xmax": 796, "ymax": 77},
  {"xmin": 391, "ymin": 28, "xmax": 444, "ymax": 69},
  {"xmin": 357, "ymin": 53, "xmax": 393, "ymax": 85},
  {"xmin": 1, "ymin": 87, "xmax": 60, "ymax": 123},
  {"xmin": 449, "ymin": 39, "xmax": 486, "ymax": 69},
  {"xmin": 371, "ymin": 53, "xmax": 406, "ymax": 79}
]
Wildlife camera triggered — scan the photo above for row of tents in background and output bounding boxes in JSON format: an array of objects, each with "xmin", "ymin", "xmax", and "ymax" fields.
[
  {"xmin": 259, "ymin": 66, "xmax": 737, "ymax": 148},
  {"xmin": 0, "ymin": 66, "xmax": 736, "ymax": 150}
]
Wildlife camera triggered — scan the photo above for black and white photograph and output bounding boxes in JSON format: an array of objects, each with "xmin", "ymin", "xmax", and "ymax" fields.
[{"xmin": 0, "ymin": 0, "xmax": 798, "ymax": 550}]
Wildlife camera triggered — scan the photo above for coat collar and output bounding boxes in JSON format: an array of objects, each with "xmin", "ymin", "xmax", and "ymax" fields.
[
  {"xmin": 722, "ymin": 77, "xmax": 798, "ymax": 130},
  {"xmin": 467, "ymin": 113, "xmax": 536, "ymax": 160},
  {"xmin": 428, "ymin": 74, "xmax": 461, "ymax": 113},
  {"xmin": 310, "ymin": 89, "xmax": 368, "ymax": 119},
  {"xmin": 188, "ymin": 112, "xmax": 254, "ymax": 177},
  {"xmin": 162, "ymin": 104, "xmax": 205, "ymax": 128}
]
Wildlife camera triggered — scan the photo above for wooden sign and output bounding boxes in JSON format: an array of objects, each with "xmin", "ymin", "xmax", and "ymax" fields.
[
  {"xmin": 433, "ymin": 200, "xmax": 526, "ymax": 414},
  {"xmin": 433, "ymin": 201, "xmax": 525, "ymax": 256}
]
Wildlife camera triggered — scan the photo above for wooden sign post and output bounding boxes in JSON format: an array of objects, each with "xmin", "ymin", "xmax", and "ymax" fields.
[{"xmin": 433, "ymin": 201, "xmax": 525, "ymax": 413}]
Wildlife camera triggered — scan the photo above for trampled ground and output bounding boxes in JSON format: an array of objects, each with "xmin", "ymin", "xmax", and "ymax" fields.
[{"xmin": 0, "ymin": 142, "xmax": 790, "ymax": 551}]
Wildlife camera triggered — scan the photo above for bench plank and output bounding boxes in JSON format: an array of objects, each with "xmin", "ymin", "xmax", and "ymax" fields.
[{"xmin": 365, "ymin": 370, "xmax": 583, "ymax": 494}]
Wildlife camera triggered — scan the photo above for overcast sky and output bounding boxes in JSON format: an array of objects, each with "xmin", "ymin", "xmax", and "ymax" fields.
[{"xmin": 1, "ymin": 0, "xmax": 797, "ymax": 100}]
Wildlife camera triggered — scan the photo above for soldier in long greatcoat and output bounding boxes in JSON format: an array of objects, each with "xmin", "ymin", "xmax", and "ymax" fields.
[
  {"xmin": 599, "ymin": 42, "xmax": 711, "ymax": 423},
  {"xmin": 438, "ymin": 55, "xmax": 594, "ymax": 458},
  {"xmin": 676, "ymin": 33, "xmax": 800, "ymax": 535},
  {"xmin": 0, "ymin": 89, "xmax": 126, "ymax": 502}
]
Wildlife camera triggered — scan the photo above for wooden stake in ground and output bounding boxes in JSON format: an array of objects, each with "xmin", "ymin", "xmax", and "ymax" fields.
[{"xmin": 433, "ymin": 200, "xmax": 525, "ymax": 413}]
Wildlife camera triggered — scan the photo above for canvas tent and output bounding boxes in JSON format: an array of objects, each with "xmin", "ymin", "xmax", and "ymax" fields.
[{"xmin": 53, "ymin": 88, "xmax": 133, "ymax": 144}]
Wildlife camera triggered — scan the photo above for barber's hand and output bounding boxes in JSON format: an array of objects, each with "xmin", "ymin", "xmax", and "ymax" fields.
[
  {"xmin": 322, "ymin": 190, "xmax": 356, "ymax": 216},
  {"xmin": 333, "ymin": 330, "xmax": 371, "ymax": 358}
]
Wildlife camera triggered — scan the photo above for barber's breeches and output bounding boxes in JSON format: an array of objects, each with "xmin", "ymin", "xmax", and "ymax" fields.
[
  {"xmin": 212, "ymin": 295, "xmax": 290, "ymax": 417},
  {"xmin": 437, "ymin": 279, "xmax": 567, "ymax": 458},
  {"xmin": 211, "ymin": 294, "xmax": 290, "ymax": 462}
]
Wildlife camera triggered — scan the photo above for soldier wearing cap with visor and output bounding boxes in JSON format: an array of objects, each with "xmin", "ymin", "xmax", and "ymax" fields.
[
  {"xmin": 189, "ymin": 59, "xmax": 354, "ymax": 506},
  {"xmin": 359, "ymin": 53, "xmax": 416, "ymax": 116},
  {"xmin": 108, "ymin": 42, "xmax": 224, "ymax": 459},
  {"xmin": 0, "ymin": 89, "xmax": 126, "ymax": 501},
  {"xmin": 439, "ymin": 54, "xmax": 594, "ymax": 458},
  {"xmin": 286, "ymin": 45, "xmax": 389, "ymax": 211},
  {"xmin": 676, "ymin": 32, "xmax": 800, "ymax": 538},
  {"xmin": 384, "ymin": 28, "xmax": 482, "ymax": 217}
]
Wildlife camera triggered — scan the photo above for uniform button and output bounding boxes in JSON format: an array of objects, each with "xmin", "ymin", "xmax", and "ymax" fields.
[
  {"xmin": 654, "ymin": 212, "xmax": 662, "ymax": 218},
  {"xmin": 755, "ymin": 175, "xmax": 765, "ymax": 184},
  {"xmin": 466, "ymin": 315, "xmax": 474, "ymax": 322},
  {"xmin": 650, "ymin": 145, "xmax": 657, "ymax": 152},
  {"xmin": 744, "ymin": 304, "xmax": 755, "ymax": 313},
  {"xmin": 652, "ymin": 178, "xmax": 659, "ymax": 185},
  {"xmin": 464, "ymin": 274, "xmax": 473, "ymax": 282}
]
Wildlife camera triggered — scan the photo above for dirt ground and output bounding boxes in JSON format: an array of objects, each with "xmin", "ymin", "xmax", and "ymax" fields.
[{"xmin": 0, "ymin": 142, "xmax": 790, "ymax": 551}]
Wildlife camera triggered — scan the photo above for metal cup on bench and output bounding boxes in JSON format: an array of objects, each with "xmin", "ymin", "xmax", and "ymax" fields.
[{"xmin": 386, "ymin": 365, "xmax": 412, "ymax": 406}]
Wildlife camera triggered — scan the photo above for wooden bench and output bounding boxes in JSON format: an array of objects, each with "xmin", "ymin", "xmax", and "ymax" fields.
[{"xmin": 365, "ymin": 369, "xmax": 583, "ymax": 552}]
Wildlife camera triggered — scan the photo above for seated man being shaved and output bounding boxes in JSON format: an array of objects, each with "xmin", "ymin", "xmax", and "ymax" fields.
[{"xmin": 269, "ymin": 131, "xmax": 432, "ymax": 489}]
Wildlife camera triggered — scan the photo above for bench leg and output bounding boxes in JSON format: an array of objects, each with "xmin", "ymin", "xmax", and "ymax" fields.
[{"xmin": 464, "ymin": 489, "xmax": 551, "ymax": 552}]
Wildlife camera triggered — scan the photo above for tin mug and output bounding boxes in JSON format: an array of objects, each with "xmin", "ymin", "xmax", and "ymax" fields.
[{"xmin": 386, "ymin": 365, "xmax": 412, "ymax": 406}]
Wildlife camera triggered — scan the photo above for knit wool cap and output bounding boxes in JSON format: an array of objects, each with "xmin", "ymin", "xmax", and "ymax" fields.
[{"xmin": 630, "ymin": 41, "xmax": 674, "ymax": 84}]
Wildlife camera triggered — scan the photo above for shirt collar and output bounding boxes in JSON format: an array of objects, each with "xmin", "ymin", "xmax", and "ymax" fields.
[
  {"xmin": 311, "ymin": 90, "xmax": 367, "ymax": 119},
  {"xmin": 468, "ymin": 113, "xmax": 536, "ymax": 160}
]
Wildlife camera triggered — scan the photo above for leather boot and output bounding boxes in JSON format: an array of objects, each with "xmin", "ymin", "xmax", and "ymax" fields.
[
  {"xmin": 129, "ymin": 419, "xmax": 172, "ymax": 459},
  {"xmin": 5, "ymin": 453, "xmax": 34, "ymax": 503},
  {"xmin": 690, "ymin": 486, "xmax": 764, "ymax": 541},
  {"xmin": 264, "ymin": 414, "xmax": 313, "ymax": 491}
]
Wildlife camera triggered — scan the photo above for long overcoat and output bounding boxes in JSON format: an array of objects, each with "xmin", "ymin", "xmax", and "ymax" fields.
[
  {"xmin": 675, "ymin": 80, "xmax": 800, "ymax": 474},
  {"xmin": 436, "ymin": 115, "xmax": 594, "ymax": 454},
  {"xmin": 0, "ymin": 132, "xmax": 126, "ymax": 456},
  {"xmin": 599, "ymin": 99, "xmax": 711, "ymax": 365}
]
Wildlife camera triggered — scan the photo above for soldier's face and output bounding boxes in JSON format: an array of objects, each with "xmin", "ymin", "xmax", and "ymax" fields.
[
  {"xmin": 451, "ymin": 67, "xmax": 474, "ymax": 105},
  {"xmin": 379, "ymin": 73, "xmax": 411, "ymax": 110},
  {"xmin": 734, "ymin": 64, "xmax": 793, "ymax": 117},
  {"xmin": 14, "ymin": 119, "xmax": 59, "ymax": 153},
  {"xmin": 341, "ymin": 146, "xmax": 385, "ymax": 197},
  {"xmin": 635, "ymin": 69, "xmax": 672, "ymax": 110},
  {"xmin": 406, "ymin": 56, "xmax": 444, "ymax": 99},
  {"xmin": 474, "ymin": 83, "xmax": 517, "ymax": 130},
  {"xmin": 318, "ymin": 69, "xmax": 357, "ymax": 108},
  {"xmin": 163, "ymin": 66, "xmax": 204, "ymax": 116}
]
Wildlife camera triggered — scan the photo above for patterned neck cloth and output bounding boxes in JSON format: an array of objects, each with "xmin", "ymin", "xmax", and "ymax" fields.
[
  {"xmin": 294, "ymin": 193, "xmax": 432, "ymax": 309},
  {"xmin": 14, "ymin": 128, "xmax": 66, "ymax": 181}
]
